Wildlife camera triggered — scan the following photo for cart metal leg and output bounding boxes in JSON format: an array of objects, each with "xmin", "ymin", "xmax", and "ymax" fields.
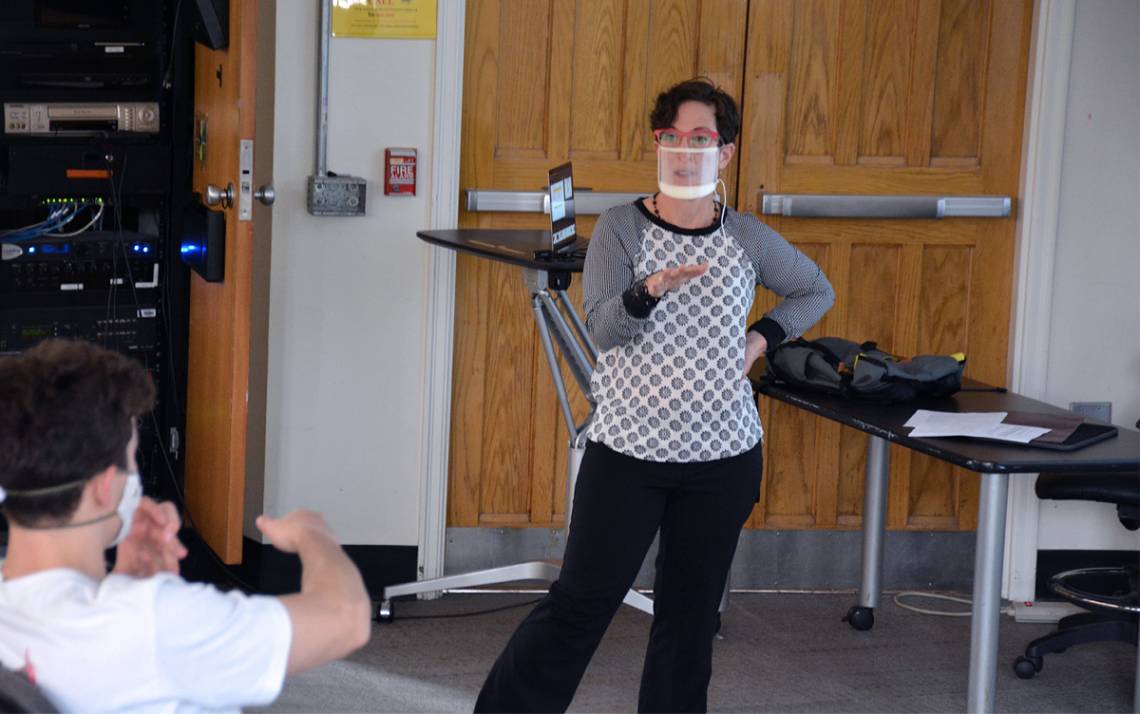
[
  {"xmin": 966, "ymin": 471, "xmax": 1009, "ymax": 714},
  {"xmin": 844, "ymin": 434, "xmax": 890, "ymax": 630},
  {"xmin": 379, "ymin": 269, "xmax": 654, "ymax": 620}
]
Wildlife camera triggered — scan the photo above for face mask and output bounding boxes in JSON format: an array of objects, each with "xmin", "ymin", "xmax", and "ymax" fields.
[
  {"xmin": 109, "ymin": 471, "xmax": 143, "ymax": 547},
  {"xmin": 657, "ymin": 145, "xmax": 721, "ymax": 199}
]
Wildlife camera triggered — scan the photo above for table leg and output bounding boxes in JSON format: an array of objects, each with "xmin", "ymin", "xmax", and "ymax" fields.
[
  {"xmin": 846, "ymin": 435, "xmax": 890, "ymax": 630},
  {"xmin": 967, "ymin": 471, "xmax": 1009, "ymax": 714}
]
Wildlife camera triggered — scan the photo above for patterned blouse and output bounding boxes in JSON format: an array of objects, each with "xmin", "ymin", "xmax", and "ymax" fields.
[{"xmin": 582, "ymin": 200, "xmax": 834, "ymax": 463}]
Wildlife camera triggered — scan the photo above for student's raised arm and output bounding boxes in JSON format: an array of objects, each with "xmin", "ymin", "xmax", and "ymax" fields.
[{"xmin": 257, "ymin": 510, "xmax": 372, "ymax": 674}]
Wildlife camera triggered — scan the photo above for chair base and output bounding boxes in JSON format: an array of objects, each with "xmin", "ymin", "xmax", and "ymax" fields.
[{"xmin": 1013, "ymin": 610, "xmax": 1138, "ymax": 679}]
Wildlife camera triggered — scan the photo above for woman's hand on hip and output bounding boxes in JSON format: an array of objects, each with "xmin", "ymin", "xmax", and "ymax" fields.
[
  {"xmin": 645, "ymin": 262, "xmax": 709, "ymax": 298},
  {"xmin": 743, "ymin": 330, "xmax": 768, "ymax": 379}
]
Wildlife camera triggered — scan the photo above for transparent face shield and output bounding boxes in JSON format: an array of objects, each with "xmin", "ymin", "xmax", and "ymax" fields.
[{"xmin": 656, "ymin": 145, "xmax": 721, "ymax": 200}]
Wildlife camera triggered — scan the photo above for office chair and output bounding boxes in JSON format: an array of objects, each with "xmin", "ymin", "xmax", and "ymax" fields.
[
  {"xmin": 1012, "ymin": 445, "xmax": 1140, "ymax": 679},
  {"xmin": 0, "ymin": 667, "xmax": 58, "ymax": 713}
]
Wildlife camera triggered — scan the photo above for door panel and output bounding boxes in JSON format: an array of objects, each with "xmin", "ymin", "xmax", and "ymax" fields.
[
  {"xmin": 185, "ymin": 0, "xmax": 266, "ymax": 561},
  {"xmin": 740, "ymin": 0, "xmax": 1031, "ymax": 531}
]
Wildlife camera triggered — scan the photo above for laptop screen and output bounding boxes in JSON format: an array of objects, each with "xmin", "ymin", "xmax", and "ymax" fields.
[{"xmin": 548, "ymin": 162, "xmax": 577, "ymax": 251}]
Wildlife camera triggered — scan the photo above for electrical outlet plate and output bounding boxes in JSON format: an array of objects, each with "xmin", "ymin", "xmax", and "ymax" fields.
[
  {"xmin": 307, "ymin": 174, "xmax": 367, "ymax": 216},
  {"xmin": 1069, "ymin": 401, "xmax": 1111, "ymax": 423}
]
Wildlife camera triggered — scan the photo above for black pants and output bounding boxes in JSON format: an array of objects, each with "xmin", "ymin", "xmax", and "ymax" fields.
[{"xmin": 475, "ymin": 439, "xmax": 763, "ymax": 713}]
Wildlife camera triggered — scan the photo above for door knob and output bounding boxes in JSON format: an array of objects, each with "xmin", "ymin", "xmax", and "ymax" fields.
[
  {"xmin": 254, "ymin": 185, "xmax": 276, "ymax": 205},
  {"xmin": 204, "ymin": 183, "xmax": 234, "ymax": 209}
]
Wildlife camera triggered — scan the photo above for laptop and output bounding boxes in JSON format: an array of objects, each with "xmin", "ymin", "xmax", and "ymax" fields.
[
  {"xmin": 967, "ymin": 422, "xmax": 1119, "ymax": 452},
  {"xmin": 535, "ymin": 162, "xmax": 588, "ymax": 262}
]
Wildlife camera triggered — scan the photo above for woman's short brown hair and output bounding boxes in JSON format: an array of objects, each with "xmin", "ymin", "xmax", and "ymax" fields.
[{"xmin": 649, "ymin": 78, "xmax": 741, "ymax": 145}]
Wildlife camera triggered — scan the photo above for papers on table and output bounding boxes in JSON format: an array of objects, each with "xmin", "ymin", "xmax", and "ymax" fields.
[{"xmin": 904, "ymin": 410, "xmax": 1052, "ymax": 444}]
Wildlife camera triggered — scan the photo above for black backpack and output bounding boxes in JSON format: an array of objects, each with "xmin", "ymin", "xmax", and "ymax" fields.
[{"xmin": 763, "ymin": 337, "xmax": 965, "ymax": 402}]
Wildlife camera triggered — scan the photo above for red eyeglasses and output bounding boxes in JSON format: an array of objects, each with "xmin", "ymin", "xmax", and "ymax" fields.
[{"xmin": 653, "ymin": 128, "xmax": 721, "ymax": 148}]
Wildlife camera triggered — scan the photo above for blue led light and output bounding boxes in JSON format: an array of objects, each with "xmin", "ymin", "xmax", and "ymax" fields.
[
  {"xmin": 180, "ymin": 242, "xmax": 201, "ymax": 255},
  {"xmin": 28, "ymin": 246, "xmax": 37, "ymax": 254}
]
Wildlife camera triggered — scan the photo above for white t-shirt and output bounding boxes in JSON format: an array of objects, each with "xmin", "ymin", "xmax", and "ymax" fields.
[{"xmin": 0, "ymin": 568, "xmax": 292, "ymax": 714}]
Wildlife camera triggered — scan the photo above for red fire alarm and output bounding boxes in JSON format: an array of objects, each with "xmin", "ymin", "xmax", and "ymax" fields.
[{"xmin": 384, "ymin": 148, "xmax": 417, "ymax": 196}]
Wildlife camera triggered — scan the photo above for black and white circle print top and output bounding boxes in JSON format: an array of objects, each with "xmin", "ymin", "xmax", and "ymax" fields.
[{"xmin": 582, "ymin": 200, "xmax": 835, "ymax": 464}]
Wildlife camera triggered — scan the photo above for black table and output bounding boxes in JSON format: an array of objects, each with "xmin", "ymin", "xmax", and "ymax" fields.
[
  {"xmin": 755, "ymin": 379, "xmax": 1140, "ymax": 713},
  {"xmin": 416, "ymin": 228, "xmax": 585, "ymax": 272},
  {"xmin": 381, "ymin": 230, "xmax": 655, "ymax": 618}
]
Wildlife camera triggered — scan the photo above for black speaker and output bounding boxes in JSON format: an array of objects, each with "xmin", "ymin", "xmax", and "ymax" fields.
[{"xmin": 180, "ymin": 197, "xmax": 225, "ymax": 282}]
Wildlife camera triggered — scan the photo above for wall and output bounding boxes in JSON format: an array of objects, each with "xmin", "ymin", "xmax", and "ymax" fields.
[
  {"xmin": 1037, "ymin": 0, "xmax": 1139, "ymax": 551},
  {"xmin": 256, "ymin": 4, "xmax": 437, "ymax": 546}
]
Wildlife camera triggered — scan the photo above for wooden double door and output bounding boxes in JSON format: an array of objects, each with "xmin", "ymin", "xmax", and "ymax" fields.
[{"xmin": 451, "ymin": 0, "xmax": 1033, "ymax": 534}]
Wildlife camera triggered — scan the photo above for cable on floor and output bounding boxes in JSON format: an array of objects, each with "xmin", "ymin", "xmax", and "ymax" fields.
[{"xmin": 892, "ymin": 591, "xmax": 973, "ymax": 617}]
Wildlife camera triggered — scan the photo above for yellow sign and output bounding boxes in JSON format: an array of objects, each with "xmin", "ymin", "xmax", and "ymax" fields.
[{"xmin": 332, "ymin": 0, "xmax": 437, "ymax": 39}]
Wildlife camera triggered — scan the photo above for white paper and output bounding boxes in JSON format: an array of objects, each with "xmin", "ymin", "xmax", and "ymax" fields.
[
  {"xmin": 904, "ymin": 409, "xmax": 1051, "ymax": 443},
  {"xmin": 972, "ymin": 423, "xmax": 1052, "ymax": 444},
  {"xmin": 905, "ymin": 410, "xmax": 1007, "ymax": 436}
]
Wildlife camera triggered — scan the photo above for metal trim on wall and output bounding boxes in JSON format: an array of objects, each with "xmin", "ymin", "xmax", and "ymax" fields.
[
  {"xmin": 759, "ymin": 193, "xmax": 1012, "ymax": 219},
  {"xmin": 465, "ymin": 189, "xmax": 644, "ymax": 215}
]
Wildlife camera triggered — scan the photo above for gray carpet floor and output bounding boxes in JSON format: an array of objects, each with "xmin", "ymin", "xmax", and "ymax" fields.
[{"xmin": 253, "ymin": 591, "xmax": 1137, "ymax": 713}]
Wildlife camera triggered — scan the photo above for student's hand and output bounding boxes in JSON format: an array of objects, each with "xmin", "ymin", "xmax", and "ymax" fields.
[
  {"xmin": 645, "ymin": 262, "xmax": 709, "ymax": 298},
  {"xmin": 113, "ymin": 497, "xmax": 187, "ymax": 577},
  {"xmin": 743, "ymin": 330, "xmax": 768, "ymax": 379},
  {"xmin": 256, "ymin": 510, "xmax": 335, "ymax": 554}
]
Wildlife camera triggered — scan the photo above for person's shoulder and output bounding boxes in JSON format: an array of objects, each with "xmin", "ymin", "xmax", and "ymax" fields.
[
  {"xmin": 0, "ymin": 569, "xmax": 97, "ymax": 612},
  {"xmin": 593, "ymin": 200, "xmax": 649, "ymax": 238},
  {"xmin": 98, "ymin": 572, "xmax": 196, "ymax": 606},
  {"xmin": 725, "ymin": 207, "xmax": 784, "ymax": 247},
  {"xmin": 725, "ymin": 206, "xmax": 772, "ymax": 234},
  {"xmin": 126, "ymin": 572, "xmax": 289, "ymax": 635},
  {"xmin": 600, "ymin": 199, "xmax": 650, "ymax": 223}
]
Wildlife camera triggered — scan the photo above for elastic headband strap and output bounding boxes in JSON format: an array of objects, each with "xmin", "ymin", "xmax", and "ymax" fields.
[{"xmin": 0, "ymin": 477, "xmax": 88, "ymax": 505}]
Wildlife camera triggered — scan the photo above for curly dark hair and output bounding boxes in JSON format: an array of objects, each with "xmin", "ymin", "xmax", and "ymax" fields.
[
  {"xmin": 649, "ymin": 78, "xmax": 741, "ymax": 145},
  {"xmin": 0, "ymin": 339, "xmax": 155, "ymax": 527}
]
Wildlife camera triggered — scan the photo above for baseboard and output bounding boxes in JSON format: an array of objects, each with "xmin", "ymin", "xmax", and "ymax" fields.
[
  {"xmin": 444, "ymin": 527, "xmax": 978, "ymax": 591},
  {"xmin": 229, "ymin": 538, "xmax": 417, "ymax": 597}
]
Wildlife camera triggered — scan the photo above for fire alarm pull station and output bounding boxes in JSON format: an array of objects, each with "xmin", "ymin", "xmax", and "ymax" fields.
[{"xmin": 384, "ymin": 148, "xmax": 417, "ymax": 196}]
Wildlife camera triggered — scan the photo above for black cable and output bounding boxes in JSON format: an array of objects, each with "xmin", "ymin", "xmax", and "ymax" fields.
[
  {"xmin": 376, "ymin": 597, "xmax": 544, "ymax": 622},
  {"xmin": 161, "ymin": 0, "xmax": 185, "ymax": 92},
  {"xmin": 103, "ymin": 152, "xmax": 129, "ymax": 351},
  {"xmin": 143, "ymin": 408, "xmax": 261, "ymax": 595}
]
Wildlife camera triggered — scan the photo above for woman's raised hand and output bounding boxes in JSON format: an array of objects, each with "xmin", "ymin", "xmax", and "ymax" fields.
[{"xmin": 645, "ymin": 262, "xmax": 709, "ymax": 298}]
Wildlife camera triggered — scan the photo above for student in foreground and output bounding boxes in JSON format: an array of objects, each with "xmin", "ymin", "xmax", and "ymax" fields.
[{"xmin": 0, "ymin": 338, "xmax": 372, "ymax": 712}]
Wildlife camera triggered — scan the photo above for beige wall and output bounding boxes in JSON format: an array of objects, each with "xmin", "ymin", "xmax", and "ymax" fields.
[
  {"xmin": 258, "ymin": 4, "xmax": 438, "ymax": 545},
  {"xmin": 1037, "ymin": 0, "xmax": 1139, "ymax": 551}
]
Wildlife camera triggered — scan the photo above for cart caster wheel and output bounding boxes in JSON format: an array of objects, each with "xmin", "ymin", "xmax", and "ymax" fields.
[
  {"xmin": 1013, "ymin": 655, "xmax": 1041, "ymax": 679},
  {"xmin": 376, "ymin": 600, "xmax": 394, "ymax": 624},
  {"xmin": 843, "ymin": 606, "xmax": 874, "ymax": 631}
]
